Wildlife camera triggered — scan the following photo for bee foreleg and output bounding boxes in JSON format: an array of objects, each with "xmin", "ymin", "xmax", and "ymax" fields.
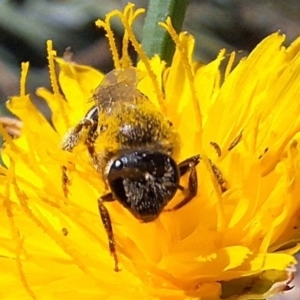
[
  {"xmin": 178, "ymin": 155, "xmax": 200, "ymax": 177},
  {"xmin": 165, "ymin": 155, "xmax": 200, "ymax": 212},
  {"xmin": 62, "ymin": 106, "xmax": 99, "ymax": 152},
  {"xmin": 61, "ymin": 119, "xmax": 92, "ymax": 151},
  {"xmin": 61, "ymin": 106, "xmax": 99, "ymax": 196},
  {"xmin": 85, "ymin": 121, "xmax": 98, "ymax": 165},
  {"xmin": 98, "ymin": 193, "xmax": 120, "ymax": 272},
  {"xmin": 61, "ymin": 119, "xmax": 94, "ymax": 197}
]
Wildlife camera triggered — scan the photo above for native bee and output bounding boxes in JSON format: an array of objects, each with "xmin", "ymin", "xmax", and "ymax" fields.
[{"xmin": 62, "ymin": 67, "xmax": 200, "ymax": 271}]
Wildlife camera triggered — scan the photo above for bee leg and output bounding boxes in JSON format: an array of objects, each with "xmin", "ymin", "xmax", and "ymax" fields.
[
  {"xmin": 62, "ymin": 106, "xmax": 98, "ymax": 152},
  {"xmin": 61, "ymin": 119, "xmax": 94, "ymax": 196},
  {"xmin": 62, "ymin": 120, "xmax": 90, "ymax": 151},
  {"xmin": 178, "ymin": 155, "xmax": 201, "ymax": 177},
  {"xmin": 98, "ymin": 193, "xmax": 120, "ymax": 272},
  {"xmin": 61, "ymin": 121, "xmax": 90, "ymax": 196},
  {"xmin": 85, "ymin": 121, "xmax": 98, "ymax": 162},
  {"xmin": 165, "ymin": 155, "xmax": 200, "ymax": 212},
  {"xmin": 61, "ymin": 106, "xmax": 99, "ymax": 196}
]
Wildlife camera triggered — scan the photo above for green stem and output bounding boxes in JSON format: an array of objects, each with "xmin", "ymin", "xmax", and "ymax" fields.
[{"xmin": 141, "ymin": 0, "xmax": 189, "ymax": 66}]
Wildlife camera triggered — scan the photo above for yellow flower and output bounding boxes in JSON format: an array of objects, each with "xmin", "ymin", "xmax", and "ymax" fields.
[{"xmin": 1, "ymin": 3, "xmax": 300, "ymax": 299}]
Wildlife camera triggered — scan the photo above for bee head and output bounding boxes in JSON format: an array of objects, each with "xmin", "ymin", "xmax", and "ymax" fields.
[{"xmin": 107, "ymin": 150, "xmax": 180, "ymax": 222}]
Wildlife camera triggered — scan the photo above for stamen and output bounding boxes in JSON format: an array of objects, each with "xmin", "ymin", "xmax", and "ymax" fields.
[
  {"xmin": 210, "ymin": 161, "xmax": 227, "ymax": 193},
  {"xmin": 202, "ymin": 155, "xmax": 226, "ymax": 231},
  {"xmin": 120, "ymin": 5, "xmax": 140, "ymax": 68},
  {"xmin": 214, "ymin": 49, "xmax": 225, "ymax": 90},
  {"xmin": 117, "ymin": 6, "xmax": 166, "ymax": 114},
  {"xmin": 47, "ymin": 41, "xmax": 69, "ymax": 128},
  {"xmin": 228, "ymin": 131, "xmax": 243, "ymax": 151},
  {"xmin": 210, "ymin": 141, "xmax": 222, "ymax": 157},
  {"xmin": 47, "ymin": 41, "xmax": 60, "ymax": 97},
  {"xmin": 224, "ymin": 52, "xmax": 236, "ymax": 81},
  {"xmin": 20, "ymin": 62, "xmax": 29, "ymax": 97},
  {"xmin": 96, "ymin": 11, "xmax": 121, "ymax": 69},
  {"xmin": 159, "ymin": 18, "xmax": 202, "ymax": 135},
  {"xmin": 121, "ymin": 30, "xmax": 132, "ymax": 68}
]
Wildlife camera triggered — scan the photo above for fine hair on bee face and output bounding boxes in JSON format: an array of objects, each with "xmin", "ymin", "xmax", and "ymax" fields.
[{"xmin": 62, "ymin": 67, "xmax": 200, "ymax": 271}]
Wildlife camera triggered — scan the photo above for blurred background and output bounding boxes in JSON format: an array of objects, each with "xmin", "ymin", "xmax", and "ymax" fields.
[
  {"xmin": 1, "ymin": 0, "xmax": 300, "ymax": 115},
  {"xmin": 0, "ymin": 1, "xmax": 300, "ymax": 298}
]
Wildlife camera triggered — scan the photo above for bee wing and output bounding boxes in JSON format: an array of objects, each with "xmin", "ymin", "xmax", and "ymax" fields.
[
  {"xmin": 100, "ymin": 67, "xmax": 138, "ymax": 87},
  {"xmin": 94, "ymin": 68, "xmax": 146, "ymax": 110}
]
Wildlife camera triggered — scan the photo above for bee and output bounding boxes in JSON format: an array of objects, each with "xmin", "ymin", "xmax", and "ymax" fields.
[{"xmin": 62, "ymin": 67, "xmax": 200, "ymax": 271}]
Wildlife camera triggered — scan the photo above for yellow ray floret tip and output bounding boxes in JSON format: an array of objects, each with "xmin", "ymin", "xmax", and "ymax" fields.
[{"xmin": 20, "ymin": 62, "xmax": 29, "ymax": 97}]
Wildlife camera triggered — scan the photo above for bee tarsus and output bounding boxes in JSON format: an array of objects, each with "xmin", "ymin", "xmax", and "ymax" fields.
[{"xmin": 98, "ymin": 193, "xmax": 121, "ymax": 272}]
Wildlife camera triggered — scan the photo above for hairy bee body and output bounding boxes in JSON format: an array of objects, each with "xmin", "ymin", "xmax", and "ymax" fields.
[
  {"xmin": 93, "ymin": 70, "xmax": 181, "ymax": 221},
  {"xmin": 62, "ymin": 67, "xmax": 200, "ymax": 271},
  {"xmin": 95, "ymin": 92, "xmax": 179, "ymax": 170}
]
